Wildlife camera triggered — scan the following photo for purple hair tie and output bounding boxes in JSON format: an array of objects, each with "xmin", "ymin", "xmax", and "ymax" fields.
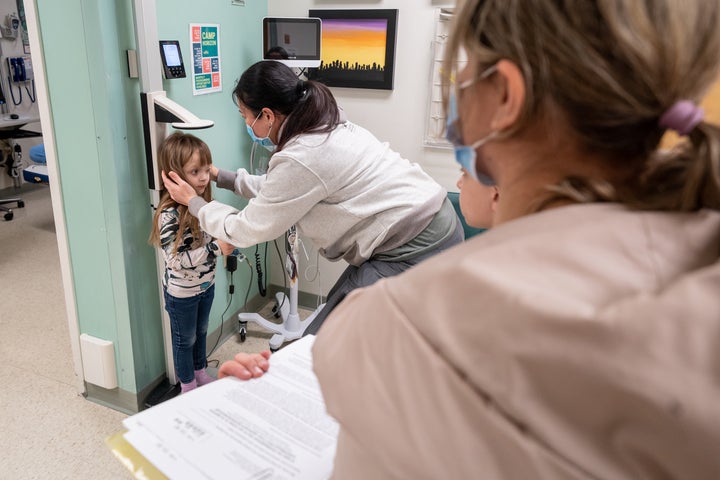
[{"xmin": 659, "ymin": 100, "xmax": 704, "ymax": 136}]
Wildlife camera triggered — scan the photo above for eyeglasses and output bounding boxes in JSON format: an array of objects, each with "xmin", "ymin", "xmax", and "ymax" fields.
[{"xmin": 446, "ymin": 64, "xmax": 498, "ymax": 147}]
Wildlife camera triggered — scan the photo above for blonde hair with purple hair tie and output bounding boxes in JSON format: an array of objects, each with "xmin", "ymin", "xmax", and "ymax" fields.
[{"xmin": 659, "ymin": 100, "xmax": 705, "ymax": 136}]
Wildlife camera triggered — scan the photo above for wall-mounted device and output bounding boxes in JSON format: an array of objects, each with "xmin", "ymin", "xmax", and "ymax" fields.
[
  {"xmin": 7, "ymin": 56, "xmax": 32, "ymax": 82},
  {"xmin": 140, "ymin": 91, "xmax": 213, "ymax": 193},
  {"xmin": 0, "ymin": 13, "xmax": 19, "ymax": 39},
  {"xmin": 5, "ymin": 55, "xmax": 35, "ymax": 105},
  {"xmin": 262, "ymin": 17, "xmax": 321, "ymax": 68},
  {"xmin": 133, "ymin": 0, "xmax": 214, "ymax": 393},
  {"xmin": 159, "ymin": 40, "xmax": 186, "ymax": 79}
]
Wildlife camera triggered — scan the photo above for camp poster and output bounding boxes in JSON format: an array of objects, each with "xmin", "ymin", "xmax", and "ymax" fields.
[{"xmin": 190, "ymin": 23, "xmax": 221, "ymax": 95}]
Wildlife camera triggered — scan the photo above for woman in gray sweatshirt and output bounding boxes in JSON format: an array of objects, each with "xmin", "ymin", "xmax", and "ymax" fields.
[{"xmin": 162, "ymin": 60, "xmax": 463, "ymax": 334}]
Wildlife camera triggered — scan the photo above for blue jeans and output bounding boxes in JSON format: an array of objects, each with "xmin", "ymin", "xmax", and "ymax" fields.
[{"xmin": 164, "ymin": 285, "xmax": 215, "ymax": 384}]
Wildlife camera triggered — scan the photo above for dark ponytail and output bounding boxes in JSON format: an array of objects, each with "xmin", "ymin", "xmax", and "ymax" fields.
[{"xmin": 233, "ymin": 61, "xmax": 340, "ymax": 150}]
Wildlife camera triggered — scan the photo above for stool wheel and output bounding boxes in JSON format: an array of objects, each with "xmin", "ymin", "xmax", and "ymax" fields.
[
  {"xmin": 4, "ymin": 211, "xmax": 13, "ymax": 221},
  {"xmin": 239, "ymin": 326, "xmax": 247, "ymax": 342},
  {"xmin": 238, "ymin": 320, "xmax": 247, "ymax": 342}
]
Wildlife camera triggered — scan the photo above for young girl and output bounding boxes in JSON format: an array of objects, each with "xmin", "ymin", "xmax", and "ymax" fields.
[{"xmin": 149, "ymin": 132, "xmax": 233, "ymax": 393}]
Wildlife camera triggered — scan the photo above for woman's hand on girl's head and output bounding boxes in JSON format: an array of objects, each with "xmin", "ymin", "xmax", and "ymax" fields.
[
  {"xmin": 218, "ymin": 350, "xmax": 271, "ymax": 380},
  {"xmin": 210, "ymin": 164, "xmax": 219, "ymax": 182},
  {"xmin": 161, "ymin": 170, "xmax": 198, "ymax": 206}
]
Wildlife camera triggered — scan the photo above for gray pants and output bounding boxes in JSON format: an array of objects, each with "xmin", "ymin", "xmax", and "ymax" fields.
[{"xmin": 304, "ymin": 217, "xmax": 464, "ymax": 336}]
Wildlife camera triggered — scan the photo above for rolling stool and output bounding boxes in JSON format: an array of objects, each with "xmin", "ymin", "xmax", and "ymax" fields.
[{"xmin": 0, "ymin": 195, "xmax": 23, "ymax": 221}]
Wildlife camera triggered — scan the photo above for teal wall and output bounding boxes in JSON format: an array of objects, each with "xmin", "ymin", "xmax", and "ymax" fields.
[{"xmin": 35, "ymin": 0, "xmax": 266, "ymax": 410}]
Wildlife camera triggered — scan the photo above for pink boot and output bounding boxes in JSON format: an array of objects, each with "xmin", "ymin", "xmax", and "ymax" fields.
[
  {"xmin": 180, "ymin": 378, "xmax": 197, "ymax": 394},
  {"xmin": 195, "ymin": 368, "xmax": 217, "ymax": 386}
]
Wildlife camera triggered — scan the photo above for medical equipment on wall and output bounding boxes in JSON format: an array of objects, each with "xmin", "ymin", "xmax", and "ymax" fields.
[
  {"xmin": 0, "ymin": 13, "xmax": 19, "ymax": 38},
  {"xmin": 133, "ymin": 9, "xmax": 212, "ymax": 204},
  {"xmin": 132, "ymin": 0, "xmax": 213, "ymax": 394},
  {"xmin": 5, "ymin": 55, "xmax": 35, "ymax": 105},
  {"xmin": 158, "ymin": 40, "xmax": 186, "ymax": 79},
  {"xmin": 7, "ymin": 55, "xmax": 31, "ymax": 81}
]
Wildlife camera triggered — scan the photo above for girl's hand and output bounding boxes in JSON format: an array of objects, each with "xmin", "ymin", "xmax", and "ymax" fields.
[
  {"xmin": 161, "ymin": 170, "xmax": 198, "ymax": 206},
  {"xmin": 217, "ymin": 239, "xmax": 237, "ymax": 256},
  {"xmin": 218, "ymin": 350, "xmax": 271, "ymax": 380}
]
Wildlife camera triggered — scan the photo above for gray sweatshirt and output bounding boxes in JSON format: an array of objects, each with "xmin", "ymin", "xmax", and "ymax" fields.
[{"xmin": 189, "ymin": 121, "xmax": 445, "ymax": 266}]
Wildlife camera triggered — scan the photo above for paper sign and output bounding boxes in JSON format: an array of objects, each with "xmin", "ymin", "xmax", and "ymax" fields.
[{"xmin": 190, "ymin": 23, "xmax": 222, "ymax": 95}]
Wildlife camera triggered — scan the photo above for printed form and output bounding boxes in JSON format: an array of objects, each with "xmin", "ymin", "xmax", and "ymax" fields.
[{"xmin": 122, "ymin": 335, "xmax": 338, "ymax": 480}]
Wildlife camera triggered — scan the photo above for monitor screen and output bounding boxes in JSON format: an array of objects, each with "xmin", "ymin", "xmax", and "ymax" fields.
[
  {"xmin": 262, "ymin": 17, "xmax": 321, "ymax": 68},
  {"xmin": 159, "ymin": 40, "xmax": 186, "ymax": 79},
  {"xmin": 162, "ymin": 43, "xmax": 181, "ymax": 67}
]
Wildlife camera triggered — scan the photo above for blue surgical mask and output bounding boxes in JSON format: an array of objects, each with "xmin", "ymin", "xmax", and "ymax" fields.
[
  {"xmin": 246, "ymin": 111, "xmax": 276, "ymax": 152},
  {"xmin": 446, "ymin": 66, "xmax": 498, "ymax": 186}
]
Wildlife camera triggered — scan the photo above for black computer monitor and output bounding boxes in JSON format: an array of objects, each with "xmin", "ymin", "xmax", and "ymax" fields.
[{"xmin": 262, "ymin": 17, "xmax": 321, "ymax": 68}]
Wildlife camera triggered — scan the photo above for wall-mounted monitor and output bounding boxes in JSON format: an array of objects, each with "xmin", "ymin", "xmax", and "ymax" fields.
[
  {"xmin": 262, "ymin": 17, "xmax": 321, "ymax": 68},
  {"xmin": 159, "ymin": 40, "xmax": 186, "ymax": 79}
]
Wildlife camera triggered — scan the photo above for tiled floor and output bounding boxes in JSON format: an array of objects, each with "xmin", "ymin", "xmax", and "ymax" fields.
[{"xmin": 0, "ymin": 185, "xmax": 132, "ymax": 478}]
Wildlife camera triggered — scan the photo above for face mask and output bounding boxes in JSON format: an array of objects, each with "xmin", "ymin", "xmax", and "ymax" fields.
[
  {"xmin": 246, "ymin": 111, "xmax": 276, "ymax": 152},
  {"xmin": 446, "ymin": 66, "xmax": 498, "ymax": 186}
]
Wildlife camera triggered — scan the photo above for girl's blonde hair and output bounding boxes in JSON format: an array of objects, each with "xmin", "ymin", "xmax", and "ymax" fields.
[
  {"xmin": 148, "ymin": 132, "xmax": 213, "ymax": 252},
  {"xmin": 443, "ymin": 0, "xmax": 720, "ymax": 213}
]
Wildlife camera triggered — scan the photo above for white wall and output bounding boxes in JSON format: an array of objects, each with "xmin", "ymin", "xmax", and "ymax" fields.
[
  {"xmin": 0, "ymin": 0, "xmax": 42, "ymax": 191},
  {"xmin": 267, "ymin": 0, "xmax": 457, "ymax": 299}
]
